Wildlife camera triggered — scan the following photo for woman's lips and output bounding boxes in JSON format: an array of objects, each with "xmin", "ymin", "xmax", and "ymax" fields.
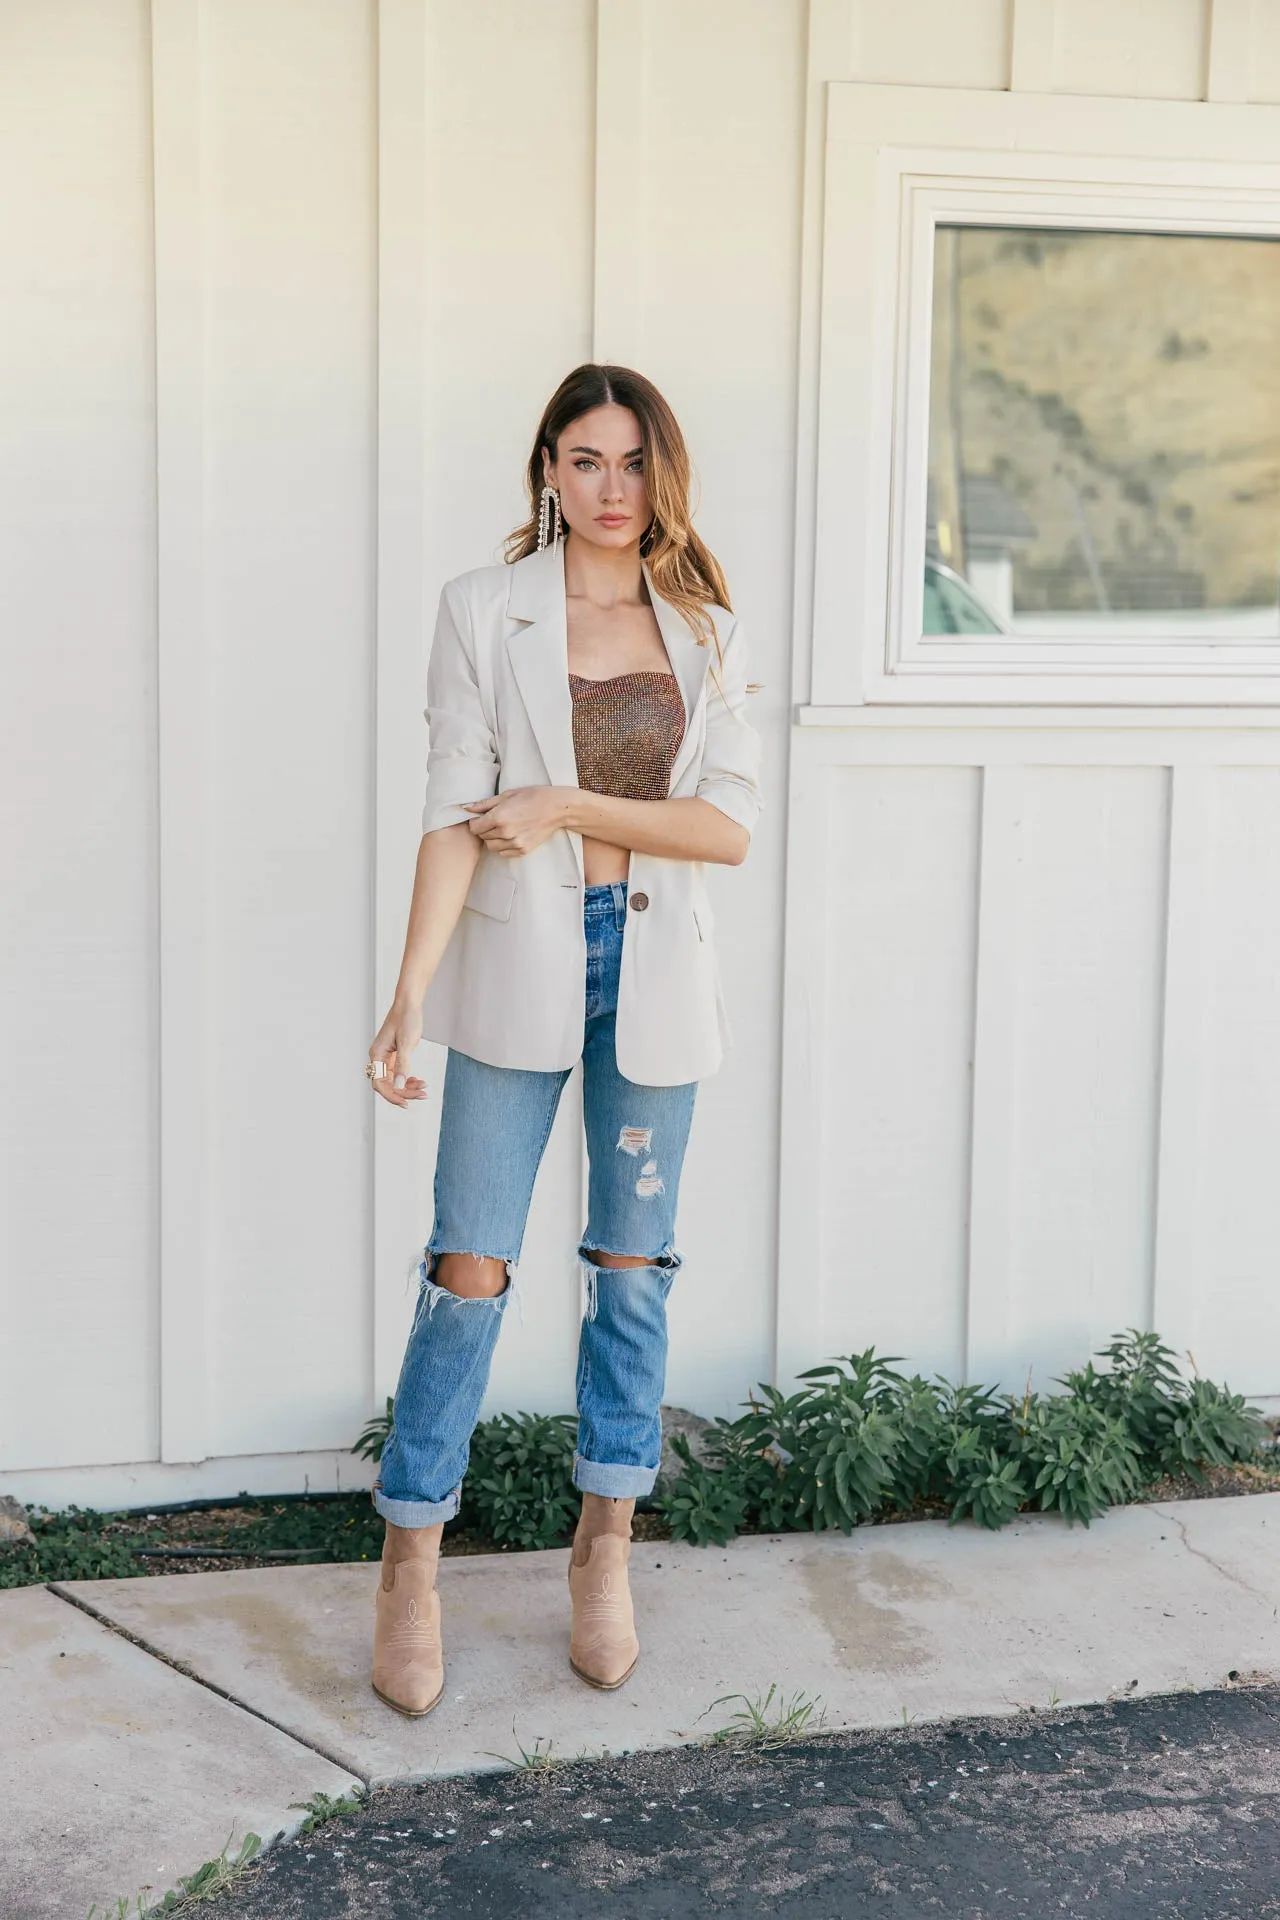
[{"xmin": 597, "ymin": 514, "xmax": 628, "ymax": 526}]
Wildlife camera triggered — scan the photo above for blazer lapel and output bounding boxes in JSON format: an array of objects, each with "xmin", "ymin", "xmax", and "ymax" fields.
[
  {"xmin": 505, "ymin": 542, "xmax": 581, "ymax": 793},
  {"xmin": 641, "ymin": 559, "xmax": 714, "ymax": 793},
  {"xmin": 505, "ymin": 543, "xmax": 585, "ymax": 881}
]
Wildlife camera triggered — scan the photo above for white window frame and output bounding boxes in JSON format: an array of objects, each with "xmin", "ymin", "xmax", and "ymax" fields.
[{"xmin": 809, "ymin": 84, "xmax": 1280, "ymax": 708}]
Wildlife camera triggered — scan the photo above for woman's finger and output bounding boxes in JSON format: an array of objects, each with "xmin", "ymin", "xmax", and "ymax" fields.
[
  {"xmin": 377, "ymin": 1045, "xmax": 414, "ymax": 1108},
  {"xmin": 369, "ymin": 1046, "xmax": 399, "ymax": 1106}
]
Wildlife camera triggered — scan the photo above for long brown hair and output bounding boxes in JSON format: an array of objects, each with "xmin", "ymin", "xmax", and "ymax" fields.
[{"xmin": 505, "ymin": 363, "xmax": 731, "ymax": 656}]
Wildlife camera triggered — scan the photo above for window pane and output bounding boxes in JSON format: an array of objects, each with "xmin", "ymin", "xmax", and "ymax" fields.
[{"xmin": 925, "ymin": 225, "xmax": 1280, "ymax": 637}]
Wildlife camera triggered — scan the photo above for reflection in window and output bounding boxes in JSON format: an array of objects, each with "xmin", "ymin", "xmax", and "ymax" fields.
[{"xmin": 925, "ymin": 225, "xmax": 1280, "ymax": 637}]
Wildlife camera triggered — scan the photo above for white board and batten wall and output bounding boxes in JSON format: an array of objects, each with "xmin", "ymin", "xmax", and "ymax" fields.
[{"xmin": 3, "ymin": 0, "xmax": 1278, "ymax": 1511}]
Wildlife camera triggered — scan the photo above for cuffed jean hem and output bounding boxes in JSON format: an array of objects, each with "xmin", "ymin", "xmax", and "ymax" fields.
[
  {"xmin": 371, "ymin": 1482, "xmax": 461, "ymax": 1528},
  {"xmin": 572, "ymin": 1452, "xmax": 659, "ymax": 1498}
]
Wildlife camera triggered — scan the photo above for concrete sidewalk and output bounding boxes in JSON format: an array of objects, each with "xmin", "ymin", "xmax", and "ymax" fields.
[{"xmin": 2, "ymin": 1492, "xmax": 1277, "ymax": 1918}]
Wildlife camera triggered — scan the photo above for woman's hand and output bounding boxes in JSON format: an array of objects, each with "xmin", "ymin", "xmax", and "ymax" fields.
[
  {"xmin": 367, "ymin": 1000, "xmax": 429, "ymax": 1108},
  {"xmin": 462, "ymin": 786, "xmax": 577, "ymax": 857}
]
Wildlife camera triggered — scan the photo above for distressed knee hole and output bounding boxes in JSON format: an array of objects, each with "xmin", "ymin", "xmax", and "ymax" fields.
[
  {"xmin": 421, "ymin": 1248, "xmax": 512, "ymax": 1307},
  {"xmin": 616, "ymin": 1125, "xmax": 652, "ymax": 1157}
]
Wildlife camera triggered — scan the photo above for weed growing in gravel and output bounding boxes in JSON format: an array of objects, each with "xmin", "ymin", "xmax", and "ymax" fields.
[
  {"xmin": 87, "ymin": 1832, "xmax": 261, "ymax": 1918},
  {"xmin": 702, "ymin": 1684, "xmax": 827, "ymax": 1750},
  {"xmin": 289, "ymin": 1786, "xmax": 368, "ymax": 1833},
  {"xmin": 484, "ymin": 1725, "xmax": 561, "ymax": 1771}
]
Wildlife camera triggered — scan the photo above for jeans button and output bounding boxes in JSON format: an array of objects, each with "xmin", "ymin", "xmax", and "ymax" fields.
[{"xmin": 630, "ymin": 891, "xmax": 649, "ymax": 911}]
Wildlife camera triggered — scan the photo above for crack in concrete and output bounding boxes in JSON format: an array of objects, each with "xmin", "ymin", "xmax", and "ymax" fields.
[
  {"xmin": 46, "ymin": 1582, "xmax": 367, "ymax": 1786},
  {"xmin": 1148, "ymin": 1509, "xmax": 1274, "ymax": 1607}
]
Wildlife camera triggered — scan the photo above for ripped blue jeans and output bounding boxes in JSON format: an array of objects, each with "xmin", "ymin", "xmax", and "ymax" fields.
[{"xmin": 372, "ymin": 881, "xmax": 699, "ymax": 1528}]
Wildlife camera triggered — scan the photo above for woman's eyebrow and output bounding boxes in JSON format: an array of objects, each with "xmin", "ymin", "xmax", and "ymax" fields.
[{"xmin": 567, "ymin": 444, "xmax": 644, "ymax": 459}]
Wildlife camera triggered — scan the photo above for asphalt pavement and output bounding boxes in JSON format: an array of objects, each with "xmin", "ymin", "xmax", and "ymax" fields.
[{"xmin": 205, "ymin": 1683, "xmax": 1280, "ymax": 1918}]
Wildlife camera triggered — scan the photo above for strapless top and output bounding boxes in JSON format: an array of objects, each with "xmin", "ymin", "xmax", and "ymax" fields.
[{"xmin": 568, "ymin": 670, "xmax": 686, "ymax": 803}]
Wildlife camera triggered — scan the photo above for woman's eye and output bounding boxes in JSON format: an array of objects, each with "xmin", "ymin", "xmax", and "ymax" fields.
[{"xmin": 573, "ymin": 458, "xmax": 597, "ymax": 471}]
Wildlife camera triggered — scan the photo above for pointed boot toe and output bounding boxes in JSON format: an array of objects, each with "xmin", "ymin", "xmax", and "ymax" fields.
[
  {"xmin": 568, "ymin": 1534, "xmax": 639, "ymax": 1690},
  {"xmin": 371, "ymin": 1560, "xmax": 444, "ymax": 1717}
]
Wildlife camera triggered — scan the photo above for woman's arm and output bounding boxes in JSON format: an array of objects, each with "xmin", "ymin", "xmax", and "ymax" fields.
[
  {"xmin": 368, "ymin": 823, "xmax": 480, "ymax": 1106},
  {"xmin": 464, "ymin": 788, "xmax": 748, "ymax": 865},
  {"xmin": 573, "ymin": 791, "xmax": 748, "ymax": 863},
  {"xmin": 396, "ymin": 822, "xmax": 482, "ymax": 1002}
]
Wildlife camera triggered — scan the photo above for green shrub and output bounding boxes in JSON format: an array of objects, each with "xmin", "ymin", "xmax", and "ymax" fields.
[
  {"xmin": 1060, "ymin": 1330, "xmax": 1267, "ymax": 1483},
  {"xmin": 656, "ymin": 1327, "xmax": 1270, "ymax": 1546},
  {"xmin": 0, "ymin": 1508, "xmax": 149, "ymax": 1589},
  {"xmin": 943, "ymin": 1425, "xmax": 1030, "ymax": 1530},
  {"xmin": 658, "ymin": 1433, "xmax": 752, "ymax": 1545},
  {"xmin": 1011, "ymin": 1393, "xmax": 1144, "ymax": 1526},
  {"xmin": 464, "ymin": 1412, "xmax": 579, "ymax": 1551}
]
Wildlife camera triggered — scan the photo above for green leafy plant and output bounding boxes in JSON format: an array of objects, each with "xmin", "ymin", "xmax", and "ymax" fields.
[
  {"xmin": 289, "ymin": 1786, "xmax": 367, "ymax": 1833},
  {"xmin": 1061, "ymin": 1330, "xmax": 1267, "ymax": 1484},
  {"xmin": 944, "ymin": 1424, "xmax": 1030, "ymax": 1530},
  {"xmin": 657, "ymin": 1432, "xmax": 752, "ymax": 1545},
  {"xmin": 656, "ymin": 1328, "xmax": 1271, "ymax": 1547},
  {"xmin": 465, "ymin": 1412, "xmax": 579, "ymax": 1551},
  {"xmin": 353, "ymin": 1397, "xmax": 394, "ymax": 1464},
  {"xmin": 1152, "ymin": 1375, "xmax": 1267, "ymax": 1481},
  {"xmin": 5, "ymin": 1508, "xmax": 157, "ymax": 1589},
  {"xmin": 1012, "ymin": 1392, "xmax": 1144, "ymax": 1526}
]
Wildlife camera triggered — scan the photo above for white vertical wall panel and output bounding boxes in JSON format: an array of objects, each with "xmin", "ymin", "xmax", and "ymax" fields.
[
  {"xmin": 1190, "ymin": 770, "xmax": 1280, "ymax": 1392},
  {"xmin": 850, "ymin": 0, "xmax": 1013, "ymax": 90},
  {"xmin": 818, "ymin": 769, "xmax": 981, "ymax": 1385},
  {"xmin": 0, "ymin": 2, "xmax": 159, "ymax": 1470},
  {"xmin": 1242, "ymin": 0, "xmax": 1280, "ymax": 102},
  {"xmin": 999, "ymin": 768, "xmax": 1168, "ymax": 1389},
  {"xmin": 1047, "ymin": 0, "xmax": 1208, "ymax": 99},
  {"xmin": 627, "ymin": 0, "xmax": 805, "ymax": 1415},
  {"xmin": 412, "ymin": 0, "xmax": 597, "ymax": 1420},
  {"xmin": 200, "ymin": 0, "xmax": 378, "ymax": 1455}
]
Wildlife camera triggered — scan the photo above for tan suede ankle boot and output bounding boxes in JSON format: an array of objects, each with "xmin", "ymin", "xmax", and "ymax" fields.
[
  {"xmin": 371, "ymin": 1543, "xmax": 444, "ymax": 1717},
  {"xmin": 568, "ymin": 1533, "xmax": 640, "ymax": 1689}
]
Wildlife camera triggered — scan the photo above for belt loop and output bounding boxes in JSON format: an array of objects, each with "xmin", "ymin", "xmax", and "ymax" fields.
[{"xmin": 612, "ymin": 880, "xmax": 626, "ymax": 929}]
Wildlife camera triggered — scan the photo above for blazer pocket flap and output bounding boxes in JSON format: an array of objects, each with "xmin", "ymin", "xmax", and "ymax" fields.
[{"xmin": 464, "ymin": 861, "xmax": 517, "ymax": 922}]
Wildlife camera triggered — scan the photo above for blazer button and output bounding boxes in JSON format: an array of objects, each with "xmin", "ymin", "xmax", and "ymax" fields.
[{"xmin": 630, "ymin": 891, "xmax": 650, "ymax": 911}]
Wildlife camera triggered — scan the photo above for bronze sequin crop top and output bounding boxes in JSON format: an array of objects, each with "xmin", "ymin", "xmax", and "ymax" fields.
[{"xmin": 568, "ymin": 670, "xmax": 686, "ymax": 802}]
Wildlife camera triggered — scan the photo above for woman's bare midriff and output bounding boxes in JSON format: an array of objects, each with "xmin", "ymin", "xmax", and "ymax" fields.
[{"xmin": 582, "ymin": 834, "xmax": 632, "ymax": 886}]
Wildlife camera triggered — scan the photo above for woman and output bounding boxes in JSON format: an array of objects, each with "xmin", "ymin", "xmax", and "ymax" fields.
[{"xmin": 364, "ymin": 362, "xmax": 763, "ymax": 1717}]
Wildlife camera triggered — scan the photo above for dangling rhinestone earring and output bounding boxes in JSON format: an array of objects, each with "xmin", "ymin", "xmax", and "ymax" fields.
[{"xmin": 537, "ymin": 484, "xmax": 562, "ymax": 553}]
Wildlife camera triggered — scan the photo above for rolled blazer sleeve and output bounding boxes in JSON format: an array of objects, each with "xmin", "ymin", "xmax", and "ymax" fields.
[
  {"xmin": 694, "ymin": 614, "xmax": 764, "ymax": 836},
  {"xmin": 420, "ymin": 579, "xmax": 501, "ymax": 835}
]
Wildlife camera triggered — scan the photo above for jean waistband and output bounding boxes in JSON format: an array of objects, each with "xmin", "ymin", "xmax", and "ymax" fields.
[{"xmin": 584, "ymin": 880, "xmax": 628, "ymax": 925}]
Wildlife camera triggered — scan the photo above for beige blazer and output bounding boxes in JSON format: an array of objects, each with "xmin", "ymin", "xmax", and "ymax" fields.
[{"xmin": 417, "ymin": 539, "xmax": 763, "ymax": 1085}]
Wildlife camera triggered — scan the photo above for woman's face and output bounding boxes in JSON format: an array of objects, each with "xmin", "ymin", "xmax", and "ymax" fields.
[{"xmin": 542, "ymin": 403, "xmax": 653, "ymax": 552}]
